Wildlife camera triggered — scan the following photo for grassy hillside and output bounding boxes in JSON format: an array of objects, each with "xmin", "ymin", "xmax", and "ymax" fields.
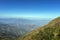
[{"xmin": 18, "ymin": 17, "xmax": 60, "ymax": 40}]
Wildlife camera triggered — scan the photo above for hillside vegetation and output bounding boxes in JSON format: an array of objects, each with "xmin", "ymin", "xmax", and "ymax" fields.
[{"xmin": 19, "ymin": 17, "xmax": 60, "ymax": 40}]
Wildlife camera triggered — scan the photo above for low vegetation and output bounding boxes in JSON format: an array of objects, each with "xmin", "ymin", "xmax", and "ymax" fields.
[{"xmin": 19, "ymin": 17, "xmax": 60, "ymax": 40}]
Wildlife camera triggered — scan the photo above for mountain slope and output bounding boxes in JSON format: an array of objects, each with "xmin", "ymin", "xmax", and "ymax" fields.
[
  {"xmin": 19, "ymin": 17, "xmax": 60, "ymax": 40},
  {"xmin": 0, "ymin": 23, "xmax": 28, "ymax": 40}
]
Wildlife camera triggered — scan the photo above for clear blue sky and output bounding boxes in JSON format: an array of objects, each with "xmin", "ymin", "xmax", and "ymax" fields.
[{"xmin": 0, "ymin": 0, "xmax": 60, "ymax": 19}]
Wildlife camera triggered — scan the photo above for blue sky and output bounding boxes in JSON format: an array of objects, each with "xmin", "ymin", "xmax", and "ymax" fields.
[{"xmin": 0, "ymin": 0, "xmax": 60, "ymax": 19}]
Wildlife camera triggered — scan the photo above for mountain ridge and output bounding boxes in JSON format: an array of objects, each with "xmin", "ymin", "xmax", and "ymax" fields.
[{"xmin": 19, "ymin": 17, "xmax": 60, "ymax": 40}]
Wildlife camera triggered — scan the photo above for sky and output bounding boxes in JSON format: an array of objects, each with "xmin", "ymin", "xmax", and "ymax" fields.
[{"xmin": 0, "ymin": 0, "xmax": 60, "ymax": 19}]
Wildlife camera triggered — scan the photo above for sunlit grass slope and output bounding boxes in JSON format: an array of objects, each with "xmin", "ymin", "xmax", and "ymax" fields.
[{"xmin": 18, "ymin": 17, "xmax": 60, "ymax": 40}]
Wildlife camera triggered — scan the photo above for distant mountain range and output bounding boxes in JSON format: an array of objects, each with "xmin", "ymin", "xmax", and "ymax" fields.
[
  {"xmin": 0, "ymin": 18, "xmax": 50, "ymax": 25},
  {"xmin": 0, "ymin": 18, "xmax": 50, "ymax": 40},
  {"xmin": 0, "ymin": 18, "xmax": 50, "ymax": 30},
  {"xmin": 20, "ymin": 17, "xmax": 60, "ymax": 40}
]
